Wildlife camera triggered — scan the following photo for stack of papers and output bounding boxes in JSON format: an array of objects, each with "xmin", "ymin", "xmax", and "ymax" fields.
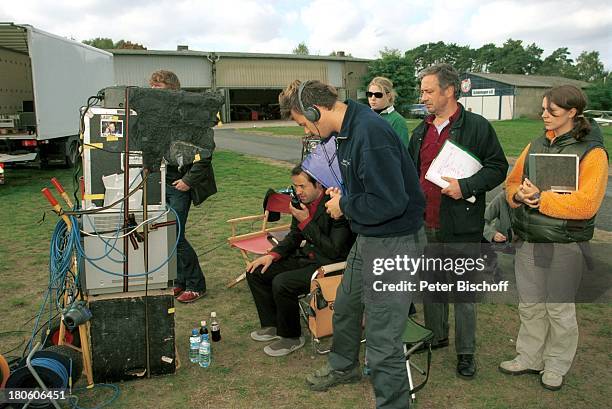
[{"xmin": 424, "ymin": 140, "xmax": 482, "ymax": 203}]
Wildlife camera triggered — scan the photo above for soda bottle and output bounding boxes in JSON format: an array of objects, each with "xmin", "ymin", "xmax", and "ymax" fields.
[
  {"xmin": 210, "ymin": 312, "xmax": 221, "ymax": 342},
  {"xmin": 200, "ymin": 320, "xmax": 209, "ymax": 339},
  {"xmin": 189, "ymin": 328, "xmax": 200, "ymax": 363}
]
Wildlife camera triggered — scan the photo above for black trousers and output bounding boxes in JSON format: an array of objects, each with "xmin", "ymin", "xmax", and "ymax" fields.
[{"xmin": 246, "ymin": 257, "xmax": 320, "ymax": 338}]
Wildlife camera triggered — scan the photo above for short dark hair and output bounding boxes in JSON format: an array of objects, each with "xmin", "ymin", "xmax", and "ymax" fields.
[
  {"xmin": 279, "ymin": 80, "xmax": 338, "ymax": 119},
  {"xmin": 291, "ymin": 165, "xmax": 317, "ymax": 185},
  {"xmin": 418, "ymin": 64, "xmax": 460, "ymax": 99},
  {"xmin": 149, "ymin": 70, "xmax": 181, "ymax": 90}
]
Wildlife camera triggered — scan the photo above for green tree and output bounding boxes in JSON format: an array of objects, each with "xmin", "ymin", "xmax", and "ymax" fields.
[
  {"xmin": 83, "ymin": 37, "xmax": 147, "ymax": 50},
  {"xmin": 405, "ymin": 41, "xmax": 450, "ymax": 73},
  {"xmin": 292, "ymin": 42, "xmax": 309, "ymax": 55},
  {"xmin": 364, "ymin": 48, "xmax": 418, "ymax": 110},
  {"xmin": 488, "ymin": 39, "xmax": 542, "ymax": 74},
  {"xmin": 473, "ymin": 43, "xmax": 499, "ymax": 72},
  {"xmin": 83, "ymin": 37, "xmax": 115, "ymax": 49},
  {"xmin": 537, "ymin": 47, "xmax": 577, "ymax": 78},
  {"xmin": 575, "ymin": 51, "xmax": 606, "ymax": 82},
  {"xmin": 585, "ymin": 76, "xmax": 612, "ymax": 111},
  {"xmin": 115, "ymin": 40, "xmax": 147, "ymax": 50}
]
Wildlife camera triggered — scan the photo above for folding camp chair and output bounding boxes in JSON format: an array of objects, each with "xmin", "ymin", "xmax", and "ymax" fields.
[
  {"xmin": 226, "ymin": 191, "xmax": 292, "ymax": 287},
  {"xmin": 402, "ymin": 317, "xmax": 434, "ymax": 402}
]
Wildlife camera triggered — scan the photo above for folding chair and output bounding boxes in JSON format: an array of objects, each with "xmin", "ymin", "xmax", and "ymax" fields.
[
  {"xmin": 402, "ymin": 317, "xmax": 434, "ymax": 402},
  {"xmin": 226, "ymin": 191, "xmax": 292, "ymax": 287}
]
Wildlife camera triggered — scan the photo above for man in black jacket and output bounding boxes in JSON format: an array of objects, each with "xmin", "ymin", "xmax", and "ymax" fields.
[
  {"xmin": 408, "ymin": 64, "xmax": 508, "ymax": 378},
  {"xmin": 246, "ymin": 166, "xmax": 354, "ymax": 357},
  {"xmin": 150, "ymin": 70, "xmax": 216, "ymax": 303},
  {"xmin": 280, "ymin": 80, "xmax": 426, "ymax": 409}
]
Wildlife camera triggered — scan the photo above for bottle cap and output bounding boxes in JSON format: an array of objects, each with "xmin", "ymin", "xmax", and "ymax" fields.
[
  {"xmin": 211, "ymin": 312, "xmax": 216, "ymax": 318},
  {"xmin": 192, "ymin": 328, "xmax": 199, "ymax": 335},
  {"xmin": 201, "ymin": 320, "xmax": 207, "ymax": 326}
]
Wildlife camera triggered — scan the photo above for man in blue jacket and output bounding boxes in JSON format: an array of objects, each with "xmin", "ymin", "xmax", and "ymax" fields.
[{"xmin": 279, "ymin": 80, "xmax": 426, "ymax": 409}]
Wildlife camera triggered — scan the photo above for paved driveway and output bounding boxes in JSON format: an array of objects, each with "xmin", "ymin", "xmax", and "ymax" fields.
[{"xmin": 214, "ymin": 128, "xmax": 612, "ymax": 232}]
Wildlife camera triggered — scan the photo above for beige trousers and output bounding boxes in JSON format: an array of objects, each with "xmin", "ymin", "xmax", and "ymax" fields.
[{"xmin": 514, "ymin": 241, "xmax": 584, "ymax": 375}]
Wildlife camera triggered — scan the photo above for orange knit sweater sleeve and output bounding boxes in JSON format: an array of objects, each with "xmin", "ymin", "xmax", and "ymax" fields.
[
  {"xmin": 505, "ymin": 144, "xmax": 530, "ymax": 209},
  {"xmin": 539, "ymin": 148, "xmax": 608, "ymax": 219},
  {"xmin": 505, "ymin": 144, "xmax": 609, "ymax": 219}
]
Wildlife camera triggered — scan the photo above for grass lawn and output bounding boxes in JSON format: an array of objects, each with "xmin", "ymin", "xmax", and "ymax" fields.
[
  {"xmin": 238, "ymin": 119, "xmax": 612, "ymax": 158},
  {"xmin": 0, "ymin": 150, "xmax": 610, "ymax": 409}
]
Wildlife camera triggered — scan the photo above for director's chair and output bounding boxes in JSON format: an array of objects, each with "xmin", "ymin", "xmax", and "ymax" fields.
[{"xmin": 226, "ymin": 190, "xmax": 292, "ymax": 287}]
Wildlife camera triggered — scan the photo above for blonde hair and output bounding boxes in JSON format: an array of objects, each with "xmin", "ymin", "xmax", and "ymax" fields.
[{"xmin": 368, "ymin": 76, "xmax": 396, "ymax": 104}]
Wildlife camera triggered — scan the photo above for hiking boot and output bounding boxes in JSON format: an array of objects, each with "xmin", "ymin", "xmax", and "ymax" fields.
[
  {"xmin": 499, "ymin": 357, "xmax": 543, "ymax": 375},
  {"xmin": 306, "ymin": 363, "xmax": 362, "ymax": 391},
  {"xmin": 176, "ymin": 290, "xmax": 204, "ymax": 303},
  {"xmin": 457, "ymin": 354, "xmax": 477, "ymax": 379},
  {"xmin": 541, "ymin": 370, "xmax": 563, "ymax": 391},
  {"xmin": 263, "ymin": 337, "xmax": 305, "ymax": 357},
  {"xmin": 172, "ymin": 287, "xmax": 184, "ymax": 297},
  {"xmin": 250, "ymin": 327, "xmax": 280, "ymax": 342}
]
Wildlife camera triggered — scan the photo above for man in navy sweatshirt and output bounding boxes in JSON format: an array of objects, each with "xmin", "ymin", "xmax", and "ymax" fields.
[{"xmin": 279, "ymin": 80, "xmax": 426, "ymax": 409}]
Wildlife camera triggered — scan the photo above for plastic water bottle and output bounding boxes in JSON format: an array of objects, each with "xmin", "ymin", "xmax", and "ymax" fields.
[
  {"xmin": 199, "ymin": 333, "xmax": 211, "ymax": 368},
  {"xmin": 189, "ymin": 328, "xmax": 200, "ymax": 363},
  {"xmin": 210, "ymin": 312, "xmax": 221, "ymax": 342}
]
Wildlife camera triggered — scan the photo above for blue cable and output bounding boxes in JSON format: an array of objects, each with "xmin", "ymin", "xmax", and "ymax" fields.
[
  {"xmin": 69, "ymin": 383, "xmax": 121, "ymax": 409},
  {"xmin": 74, "ymin": 206, "xmax": 180, "ymax": 277},
  {"xmin": 31, "ymin": 357, "xmax": 69, "ymax": 388}
]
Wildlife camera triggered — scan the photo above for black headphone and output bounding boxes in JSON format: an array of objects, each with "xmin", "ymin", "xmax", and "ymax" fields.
[{"xmin": 298, "ymin": 80, "xmax": 321, "ymax": 123}]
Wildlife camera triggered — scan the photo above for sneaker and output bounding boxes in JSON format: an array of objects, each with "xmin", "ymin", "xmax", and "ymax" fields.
[
  {"xmin": 263, "ymin": 337, "xmax": 305, "ymax": 357},
  {"xmin": 541, "ymin": 370, "xmax": 563, "ymax": 391},
  {"xmin": 306, "ymin": 363, "xmax": 362, "ymax": 392},
  {"xmin": 250, "ymin": 327, "xmax": 280, "ymax": 342},
  {"xmin": 499, "ymin": 357, "xmax": 543, "ymax": 375},
  {"xmin": 172, "ymin": 287, "xmax": 184, "ymax": 297},
  {"xmin": 176, "ymin": 290, "xmax": 204, "ymax": 303}
]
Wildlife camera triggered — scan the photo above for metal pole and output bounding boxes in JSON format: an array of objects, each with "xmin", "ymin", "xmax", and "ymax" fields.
[{"xmin": 123, "ymin": 88, "xmax": 131, "ymax": 292}]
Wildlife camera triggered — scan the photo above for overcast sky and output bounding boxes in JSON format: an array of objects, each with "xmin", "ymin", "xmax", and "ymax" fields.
[{"xmin": 1, "ymin": 0, "xmax": 611, "ymax": 69}]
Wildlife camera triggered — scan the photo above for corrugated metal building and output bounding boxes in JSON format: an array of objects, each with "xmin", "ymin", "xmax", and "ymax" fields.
[
  {"xmin": 458, "ymin": 73, "xmax": 589, "ymax": 120},
  {"xmin": 111, "ymin": 49, "xmax": 370, "ymax": 122}
]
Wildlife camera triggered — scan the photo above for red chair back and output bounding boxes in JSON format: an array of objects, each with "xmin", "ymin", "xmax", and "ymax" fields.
[{"xmin": 265, "ymin": 193, "xmax": 292, "ymax": 214}]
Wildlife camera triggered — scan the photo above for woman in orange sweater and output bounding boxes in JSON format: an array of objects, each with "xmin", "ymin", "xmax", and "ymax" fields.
[{"xmin": 499, "ymin": 85, "xmax": 608, "ymax": 391}]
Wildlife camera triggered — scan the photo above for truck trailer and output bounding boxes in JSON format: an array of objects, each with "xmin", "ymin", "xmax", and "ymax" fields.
[{"xmin": 0, "ymin": 23, "xmax": 114, "ymax": 169}]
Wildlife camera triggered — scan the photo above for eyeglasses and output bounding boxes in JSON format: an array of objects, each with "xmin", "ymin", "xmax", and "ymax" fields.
[{"xmin": 366, "ymin": 91, "xmax": 386, "ymax": 98}]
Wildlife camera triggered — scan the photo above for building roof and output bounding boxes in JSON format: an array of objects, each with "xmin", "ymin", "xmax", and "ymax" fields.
[
  {"xmin": 468, "ymin": 72, "xmax": 590, "ymax": 88},
  {"xmin": 110, "ymin": 49, "xmax": 371, "ymax": 62}
]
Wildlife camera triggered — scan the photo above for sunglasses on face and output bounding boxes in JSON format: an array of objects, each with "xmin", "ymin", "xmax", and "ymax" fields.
[{"xmin": 366, "ymin": 91, "xmax": 386, "ymax": 98}]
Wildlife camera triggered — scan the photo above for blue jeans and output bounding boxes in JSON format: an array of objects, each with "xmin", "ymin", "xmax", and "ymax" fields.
[{"xmin": 166, "ymin": 184, "xmax": 206, "ymax": 292}]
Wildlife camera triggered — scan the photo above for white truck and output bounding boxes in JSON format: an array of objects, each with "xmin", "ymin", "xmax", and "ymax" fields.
[{"xmin": 0, "ymin": 23, "xmax": 114, "ymax": 170}]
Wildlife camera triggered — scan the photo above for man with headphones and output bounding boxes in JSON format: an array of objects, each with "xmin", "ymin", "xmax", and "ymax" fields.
[{"xmin": 279, "ymin": 80, "xmax": 426, "ymax": 409}]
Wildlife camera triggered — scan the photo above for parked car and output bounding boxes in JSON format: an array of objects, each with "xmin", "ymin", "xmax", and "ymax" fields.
[{"xmin": 407, "ymin": 104, "xmax": 428, "ymax": 118}]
